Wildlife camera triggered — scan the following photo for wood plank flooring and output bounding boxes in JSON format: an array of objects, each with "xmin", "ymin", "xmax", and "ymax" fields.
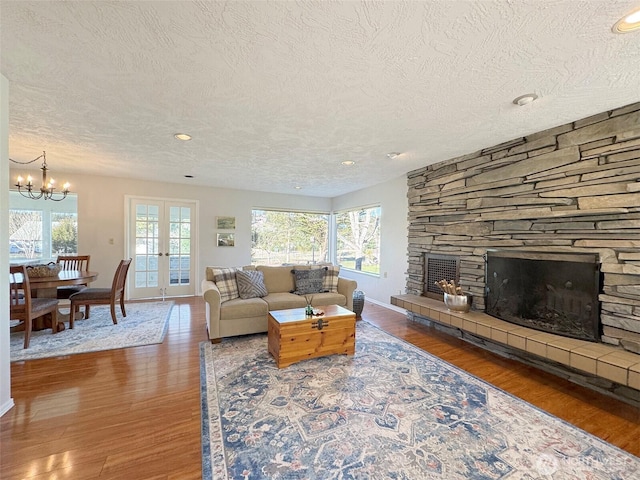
[{"xmin": 1, "ymin": 297, "xmax": 638, "ymax": 479}]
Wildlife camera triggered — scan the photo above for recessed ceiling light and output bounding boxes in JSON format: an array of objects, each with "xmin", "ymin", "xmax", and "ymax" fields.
[
  {"xmin": 386, "ymin": 152, "xmax": 400, "ymax": 159},
  {"xmin": 174, "ymin": 133, "xmax": 192, "ymax": 141},
  {"xmin": 341, "ymin": 160, "xmax": 355, "ymax": 166},
  {"xmin": 294, "ymin": 186, "xmax": 302, "ymax": 190},
  {"xmin": 612, "ymin": 7, "xmax": 640, "ymax": 33},
  {"xmin": 512, "ymin": 93, "xmax": 538, "ymax": 106}
]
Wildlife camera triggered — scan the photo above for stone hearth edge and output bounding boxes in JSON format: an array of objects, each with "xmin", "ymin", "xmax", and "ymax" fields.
[{"xmin": 391, "ymin": 294, "xmax": 640, "ymax": 406}]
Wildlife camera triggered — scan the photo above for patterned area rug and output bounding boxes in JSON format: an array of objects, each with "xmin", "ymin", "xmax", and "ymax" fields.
[
  {"xmin": 200, "ymin": 321, "xmax": 639, "ymax": 479},
  {"xmin": 10, "ymin": 301, "xmax": 173, "ymax": 362}
]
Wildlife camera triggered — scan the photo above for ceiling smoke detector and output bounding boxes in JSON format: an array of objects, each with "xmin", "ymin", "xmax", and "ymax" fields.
[{"xmin": 512, "ymin": 94, "xmax": 538, "ymax": 106}]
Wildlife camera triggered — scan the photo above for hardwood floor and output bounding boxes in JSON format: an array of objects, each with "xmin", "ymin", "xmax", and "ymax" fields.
[{"xmin": 2, "ymin": 298, "xmax": 638, "ymax": 479}]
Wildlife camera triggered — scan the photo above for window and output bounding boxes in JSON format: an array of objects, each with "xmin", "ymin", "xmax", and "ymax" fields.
[
  {"xmin": 251, "ymin": 209, "xmax": 329, "ymax": 265},
  {"xmin": 335, "ymin": 205, "xmax": 381, "ymax": 275},
  {"xmin": 9, "ymin": 191, "xmax": 78, "ymax": 260}
]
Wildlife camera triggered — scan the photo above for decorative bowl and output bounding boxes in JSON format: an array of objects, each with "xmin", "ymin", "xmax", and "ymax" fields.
[{"xmin": 443, "ymin": 293, "xmax": 472, "ymax": 313}]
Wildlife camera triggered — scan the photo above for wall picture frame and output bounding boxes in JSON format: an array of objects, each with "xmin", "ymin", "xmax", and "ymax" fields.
[
  {"xmin": 216, "ymin": 216, "xmax": 235, "ymax": 230},
  {"xmin": 217, "ymin": 233, "xmax": 235, "ymax": 247}
]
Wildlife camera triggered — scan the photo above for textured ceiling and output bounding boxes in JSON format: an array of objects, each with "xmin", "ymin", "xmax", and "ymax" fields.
[{"xmin": 2, "ymin": 1, "xmax": 640, "ymax": 197}]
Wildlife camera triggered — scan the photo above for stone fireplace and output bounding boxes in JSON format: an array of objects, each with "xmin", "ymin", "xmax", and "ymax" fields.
[{"xmin": 402, "ymin": 101, "xmax": 640, "ymax": 397}]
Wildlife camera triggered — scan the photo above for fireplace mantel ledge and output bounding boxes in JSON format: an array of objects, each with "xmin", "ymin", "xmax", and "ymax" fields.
[{"xmin": 390, "ymin": 294, "xmax": 640, "ymax": 393}]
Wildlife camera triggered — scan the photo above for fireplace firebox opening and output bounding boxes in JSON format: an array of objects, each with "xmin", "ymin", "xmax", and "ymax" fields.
[{"xmin": 485, "ymin": 250, "xmax": 602, "ymax": 342}]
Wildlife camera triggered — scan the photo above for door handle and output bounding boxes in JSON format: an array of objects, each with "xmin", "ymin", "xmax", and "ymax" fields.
[{"xmin": 158, "ymin": 253, "xmax": 163, "ymax": 256}]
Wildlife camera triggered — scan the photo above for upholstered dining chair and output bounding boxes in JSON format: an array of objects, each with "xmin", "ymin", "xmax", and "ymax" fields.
[
  {"xmin": 10, "ymin": 265, "xmax": 60, "ymax": 348},
  {"xmin": 56, "ymin": 254, "xmax": 91, "ymax": 316},
  {"xmin": 69, "ymin": 259, "xmax": 132, "ymax": 328}
]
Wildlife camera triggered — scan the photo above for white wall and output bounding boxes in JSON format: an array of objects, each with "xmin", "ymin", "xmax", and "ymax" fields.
[
  {"xmin": 1, "ymin": 74, "xmax": 14, "ymax": 416},
  {"xmin": 332, "ymin": 175, "xmax": 408, "ymax": 306},
  {"xmin": 6, "ymin": 170, "xmax": 332, "ymax": 292},
  {"xmin": 5, "ymin": 168, "xmax": 409, "ymax": 306}
]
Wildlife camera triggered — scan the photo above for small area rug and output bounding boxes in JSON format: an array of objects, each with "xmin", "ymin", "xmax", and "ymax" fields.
[
  {"xmin": 200, "ymin": 321, "xmax": 639, "ymax": 479},
  {"xmin": 11, "ymin": 301, "xmax": 173, "ymax": 362}
]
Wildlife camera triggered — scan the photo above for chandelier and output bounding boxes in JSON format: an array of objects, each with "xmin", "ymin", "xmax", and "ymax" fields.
[{"xmin": 10, "ymin": 151, "xmax": 70, "ymax": 201}]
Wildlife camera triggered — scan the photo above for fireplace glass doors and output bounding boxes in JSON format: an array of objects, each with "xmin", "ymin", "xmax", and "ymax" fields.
[{"xmin": 485, "ymin": 251, "xmax": 601, "ymax": 342}]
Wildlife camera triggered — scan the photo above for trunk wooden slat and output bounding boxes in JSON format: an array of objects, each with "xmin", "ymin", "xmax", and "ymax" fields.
[{"xmin": 268, "ymin": 304, "xmax": 356, "ymax": 368}]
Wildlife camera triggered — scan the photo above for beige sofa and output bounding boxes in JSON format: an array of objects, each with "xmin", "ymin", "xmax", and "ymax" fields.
[{"xmin": 201, "ymin": 264, "xmax": 357, "ymax": 342}]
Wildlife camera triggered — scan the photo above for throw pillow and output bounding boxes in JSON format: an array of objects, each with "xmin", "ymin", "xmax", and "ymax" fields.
[
  {"xmin": 236, "ymin": 269, "xmax": 268, "ymax": 299},
  {"xmin": 291, "ymin": 268, "xmax": 325, "ymax": 295},
  {"xmin": 323, "ymin": 265, "xmax": 340, "ymax": 292},
  {"xmin": 211, "ymin": 267, "xmax": 239, "ymax": 302},
  {"xmin": 313, "ymin": 265, "xmax": 340, "ymax": 292}
]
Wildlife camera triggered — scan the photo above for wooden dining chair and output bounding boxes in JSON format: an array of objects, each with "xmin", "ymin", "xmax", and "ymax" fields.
[
  {"xmin": 69, "ymin": 259, "xmax": 132, "ymax": 328},
  {"xmin": 56, "ymin": 254, "xmax": 91, "ymax": 316},
  {"xmin": 10, "ymin": 265, "xmax": 60, "ymax": 348}
]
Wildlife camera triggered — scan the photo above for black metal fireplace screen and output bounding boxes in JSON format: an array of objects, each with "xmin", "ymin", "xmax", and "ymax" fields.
[{"xmin": 485, "ymin": 250, "xmax": 601, "ymax": 342}]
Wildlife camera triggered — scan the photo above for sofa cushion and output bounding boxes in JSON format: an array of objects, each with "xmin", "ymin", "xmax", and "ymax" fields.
[
  {"xmin": 291, "ymin": 268, "xmax": 325, "ymax": 295},
  {"xmin": 220, "ymin": 297, "xmax": 269, "ymax": 319},
  {"xmin": 211, "ymin": 267, "xmax": 240, "ymax": 302},
  {"xmin": 263, "ymin": 292, "xmax": 308, "ymax": 311},
  {"xmin": 309, "ymin": 292, "xmax": 347, "ymax": 307},
  {"xmin": 236, "ymin": 270, "xmax": 268, "ymax": 299},
  {"xmin": 257, "ymin": 265, "xmax": 308, "ymax": 293}
]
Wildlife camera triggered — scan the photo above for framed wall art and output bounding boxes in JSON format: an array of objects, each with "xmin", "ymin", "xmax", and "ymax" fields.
[
  {"xmin": 217, "ymin": 233, "xmax": 235, "ymax": 247},
  {"xmin": 216, "ymin": 216, "xmax": 236, "ymax": 230}
]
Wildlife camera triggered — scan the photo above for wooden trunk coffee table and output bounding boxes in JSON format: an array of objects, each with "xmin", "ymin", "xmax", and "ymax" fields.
[{"xmin": 268, "ymin": 304, "xmax": 356, "ymax": 368}]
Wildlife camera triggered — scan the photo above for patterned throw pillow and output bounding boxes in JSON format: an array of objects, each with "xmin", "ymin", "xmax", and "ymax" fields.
[
  {"xmin": 236, "ymin": 270, "xmax": 268, "ymax": 299},
  {"xmin": 211, "ymin": 267, "xmax": 239, "ymax": 302},
  {"xmin": 291, "ymin": 268, "xmax": 325, "ymax": 295},
  {"xmin": 322, "ymin": 265, "xmax": 340, "ymax": 293},
  {"xmin": 313, "ymin": 265, "xmax": 340, "ymax": 292}
]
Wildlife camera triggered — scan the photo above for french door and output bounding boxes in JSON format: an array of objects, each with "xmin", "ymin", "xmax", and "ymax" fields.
[{"xmin": 127, "ymin": 197, "xmax": 197, "ymax": 299}]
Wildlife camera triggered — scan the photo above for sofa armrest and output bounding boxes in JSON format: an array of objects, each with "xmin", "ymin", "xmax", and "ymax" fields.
[
  {"xmin": 337, "ymin": 277, "xmax": 357, "ymax": 311},
  {"xmin": 201, "ymin": 279, "xmax": 222, "ymax": 341}
]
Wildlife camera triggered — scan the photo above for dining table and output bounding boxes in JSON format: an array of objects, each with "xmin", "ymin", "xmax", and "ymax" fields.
[{"xmin": 28, "ymin": 270, "xmax": 99, "ymax": 331}]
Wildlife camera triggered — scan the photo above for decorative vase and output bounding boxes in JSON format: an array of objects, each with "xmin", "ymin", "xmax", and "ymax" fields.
[
  {"xmin": 353, "ymin": 290, "xmax": 365, "ymax": 318},
  {"xmin": 305, "ymin": 304, "xmax": 314, "ymax": 316},
  {"xmin": 443, "ymin": 292, "xmax": 472, "ymax": 313}
]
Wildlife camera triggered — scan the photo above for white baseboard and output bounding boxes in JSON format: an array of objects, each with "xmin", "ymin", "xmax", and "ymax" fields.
[
  {"xmin": 365, "ymin": 297, "xmax": 407, "ymax": 314},
  {"xmin": 0, "ymin": 398, "xmax": 14, "ymax": 417}
]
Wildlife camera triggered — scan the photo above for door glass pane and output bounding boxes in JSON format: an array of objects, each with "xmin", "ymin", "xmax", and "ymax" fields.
[
  {"xmin": 135, "ymin": 255, "xmax": 147, "ymax": 270},
  {"xmin": 135, "ymin": 271, "xmax": 146, "ymax": 288},
  {"xmin": 169, "ymin": 206, "xmax": 179, "ymax": 222}
]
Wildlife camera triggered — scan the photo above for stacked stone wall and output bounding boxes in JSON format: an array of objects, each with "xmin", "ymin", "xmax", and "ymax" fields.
[{"xmin": 406, "ymin": 101, "xmax": 640, "ymax": 352}]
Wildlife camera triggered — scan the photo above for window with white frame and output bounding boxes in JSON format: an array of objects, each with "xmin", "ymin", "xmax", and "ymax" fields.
[
  {"xmin": 9, "ymin": 191, "xmax": 78, "ymax": 261},
  {"xmin": 335, "ymin": 205, "xmax": 381, "ymax": 275},
  {"xmin": 251, "ymin": 209, "xmax": 329, "ymax": 265}
]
